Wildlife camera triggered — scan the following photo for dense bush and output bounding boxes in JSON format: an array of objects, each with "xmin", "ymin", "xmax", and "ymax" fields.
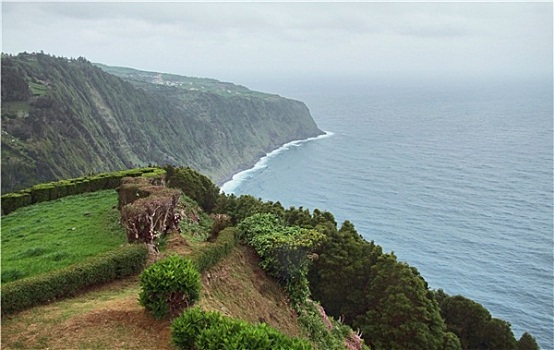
[
  {"xmin": 171, "ymin": 307, "xmax": 313, "ymax": 350},
  {"xmin": 307, "ymin": 220, "xmax": 461, "ymax": 350},
  {"xmin": 139, "ymin": 255, "xmax": 201, "ymax": 319},
  {"xmin": 237, "ymin": 213, "xmax": 325, "ymax": 309},
  {"xmin": 1, "ymin": 243, "xmax": 147, "ymax": 315},
  {"xmin": 298, "ymin": 300, "xmax": 368, "ymax": 350},
  {"xmin": 1, "ymin": 167, "xmax": 165, "ymax": 215},
  {"xmin": 164, "ymin": 165, "xmax": 220, "ymax": 213}
]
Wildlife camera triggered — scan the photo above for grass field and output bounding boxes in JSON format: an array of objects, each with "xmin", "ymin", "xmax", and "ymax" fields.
[
  {"xmin": 1, "ymin": 189, "xmax": 126, "ymax": 283},
  {"xmin": 28, "ymin": 81, "xmax": 48, "ymax": 96}
]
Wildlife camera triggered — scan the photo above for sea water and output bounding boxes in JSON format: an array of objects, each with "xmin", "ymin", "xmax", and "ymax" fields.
[{"xmin": 222, "ymin": 77, "xmax": 553, "ymax": 349}]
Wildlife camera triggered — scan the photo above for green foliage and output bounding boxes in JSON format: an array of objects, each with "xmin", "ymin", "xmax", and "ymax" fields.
[
  {"xmin": 307, "ymin": 220, "xmax": 457, "ymax": 350},
  {"xmin": 171, "ymin": 307, "xmax": 313, "ymax": 350},
  {"xmin": 1, "ymin": 56, "xmax": 31, "ymax": 101},
  {"xmin": 517, "ymin": 332, "xmax": 540, "ymax": 350},
  {"xmin": 164, "ymin": 165, "xmax": 220, "ymax": 213},
  {"xmin": 308, "ymin": 221, "xmax": 382, "ymax": 323},
  {"xmin": 215, "ymin": 193, "xmax": 336, "ymax": 231},
  {"xmin": 356, "ymin": 253, "xmax": 452, "ymax": 350},
  {"xmin": 237, "ymin": 213, "xmax": 325, "ymax": 309},
  {"xmin": 139, "ymin": 255, "xmax": 201, "ymax": 319},
  {"xmin": 437, "ymin": 292, "xmax": 521, "ymax": 350},
  {"xmin": 215, "ymin": 189, "xmax": 537, "ymax": 350},
  {"xmin": 1, "ymin": 243, "xmax": 147, "ymax": 315},
  {"xmin": 2, "ymin": 190, "xmax": 127, "ymax": 282},
  {"xmin": 171, "ymin": 307, "xmax": 223, "ymax": 349},
  {"xmin": 237, "ymin": 212, "xmax": 282, "ymax": 242},
  {"xmin": 298, "ymin": 300, "xmax": 367, "ymax": 350}
]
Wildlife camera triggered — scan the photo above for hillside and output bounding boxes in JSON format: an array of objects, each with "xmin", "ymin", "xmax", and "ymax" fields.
[
  {"xmin": 1, "ymin": 243, "xmax": 305, "ymax": 350},
  {"xmin": 1, "ymin": 52, "xmax": 323, "ymax": 193},
  {"xmin": 1, "ymin": 167, "xmax": 540, "ymax": 350}
]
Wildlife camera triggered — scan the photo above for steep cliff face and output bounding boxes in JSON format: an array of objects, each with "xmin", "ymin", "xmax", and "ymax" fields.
[{"xmin": 1, "ymin": 53, "xmax": 322, "ymax": 193}]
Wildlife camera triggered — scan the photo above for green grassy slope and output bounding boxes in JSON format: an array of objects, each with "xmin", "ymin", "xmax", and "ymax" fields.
[{"xmin": 1, "ymin": 190, "xmax": 126, "ymax": 283}]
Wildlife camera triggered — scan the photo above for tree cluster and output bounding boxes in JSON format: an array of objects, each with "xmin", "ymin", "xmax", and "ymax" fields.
[
  {"xmin": 435, "ymin": 290, "xmax": 540, "ymax": 350},
  {"xmin": 211, "ymin": 190, "xmax": 539, "ymax": 350},
  {"xmin": 164, "ymin": 165, "xmax": 220, "ymax": 213}
]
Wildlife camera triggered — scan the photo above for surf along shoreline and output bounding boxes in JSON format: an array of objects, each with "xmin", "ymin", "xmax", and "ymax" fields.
[{"xmin": 218, "ymin": 131, "xmax": 333, "ymax": 194}]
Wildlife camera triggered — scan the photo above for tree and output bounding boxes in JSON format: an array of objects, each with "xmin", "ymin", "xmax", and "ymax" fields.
[
  {"xmin": 438, "ymin": 293, "xmax": 520, "ymax": 350},
  {"xmin": 440, "ymin": 295, "xmax": 492, "ymax": 349},
  {"xmin": 517, "ymin": 332, "xmax": 540, "ymax": 350},
  {"xmin": 480, "ymin": 318, "xmax": 517, "ymax": 350},
  {"xmin": 308, "ymin": 221, "xmax": 381, "ymax": 323},
  {"xmin": 356, "ymin": 254, "xmax": 453, "ymax": 350},
  {"xmin": 165, "ymin": 166, "xmax": 220, "ymax": 213}
]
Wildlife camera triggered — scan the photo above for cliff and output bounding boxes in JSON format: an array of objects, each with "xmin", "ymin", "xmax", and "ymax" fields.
[{"xmin": 1, "ymin": 52, "xmax": 323, "ymax": 193}]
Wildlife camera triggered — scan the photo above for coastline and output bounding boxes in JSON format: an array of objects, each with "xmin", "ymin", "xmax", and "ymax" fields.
[
  {"xmin": 219, "ymin": 130, "xmax": 333, "ymax": 193},
  {"xmin": 216, "ymin": 154, "xmax": 265, "ymax": 187}
]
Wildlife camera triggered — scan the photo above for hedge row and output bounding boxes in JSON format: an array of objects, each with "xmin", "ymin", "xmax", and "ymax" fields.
[
  {"xmin": 1, "ymin": 167, "xmax": 166, "ymax": 215},
  {"xmin": 1, "ymin": 243, "xmax": 148, "ymax": 316},
  {"xmin": 191, "ymin": 227, "xmax": 240, "ymax": 273}
]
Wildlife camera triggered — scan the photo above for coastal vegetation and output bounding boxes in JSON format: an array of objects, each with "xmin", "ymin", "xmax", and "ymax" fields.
[
  {"xmin": 1, "ymin": 166, "xmax": 540, "ymax": 349},
  {"xmin": 0, "ymin": 50, "xmax": 541, "ymax": 349}
]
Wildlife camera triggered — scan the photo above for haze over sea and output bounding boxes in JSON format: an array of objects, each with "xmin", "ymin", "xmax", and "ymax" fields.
[{"xmin": 222, "ymin": 77, "xmax": 553, "ymax": 349}]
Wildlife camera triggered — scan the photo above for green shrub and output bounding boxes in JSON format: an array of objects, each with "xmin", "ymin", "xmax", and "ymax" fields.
[
  {"xmin": 237, "ymin": 214, "xmax": 325, "ymax": 309},
  {"xmin": 171, "ymin": 307, "xmax": 223, "ymax": 350},
  {"xmin": 298, "ymin": 300, "xmax": 367, "ymax": 350},
  {"xmin": 139, "ymin": 255, "xmax": 201, "ymax": 319},
  {"xmin": 1, "ymin": 243, "xmax": 147, "ymax": 316},
  {"xmin": 164, "ymin": 165, "xmax": 220, "ymax": 213},
  {"xmin": 171, "ymin": 307, "xmax": 313, "ymax": 350}
]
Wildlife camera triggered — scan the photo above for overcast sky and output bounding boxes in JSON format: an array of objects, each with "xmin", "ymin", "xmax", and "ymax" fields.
[{"xmin": 2, "ymin": 2, "xmax": 552, "ymax": 87}]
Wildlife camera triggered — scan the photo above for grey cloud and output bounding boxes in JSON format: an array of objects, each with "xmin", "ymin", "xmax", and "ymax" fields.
[{"xmin": 2, "ymin": 2, "xmax": 551, "ymax": 83}]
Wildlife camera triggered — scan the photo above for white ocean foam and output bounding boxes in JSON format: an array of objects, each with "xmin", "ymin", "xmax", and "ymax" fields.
[{"xmin": 220, "ymin": 131, "xmax": 334, "ymax": 194}]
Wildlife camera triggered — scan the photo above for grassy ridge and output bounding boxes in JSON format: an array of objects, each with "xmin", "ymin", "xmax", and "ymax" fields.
[{"xmin": 1, "ymin": 190, "xmax": 125, "ymax": 283}]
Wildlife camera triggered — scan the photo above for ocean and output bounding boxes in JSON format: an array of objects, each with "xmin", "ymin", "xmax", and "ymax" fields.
[{"xmin": 221, "ymin": 77, "xmax": 553, "ymax": 349}]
